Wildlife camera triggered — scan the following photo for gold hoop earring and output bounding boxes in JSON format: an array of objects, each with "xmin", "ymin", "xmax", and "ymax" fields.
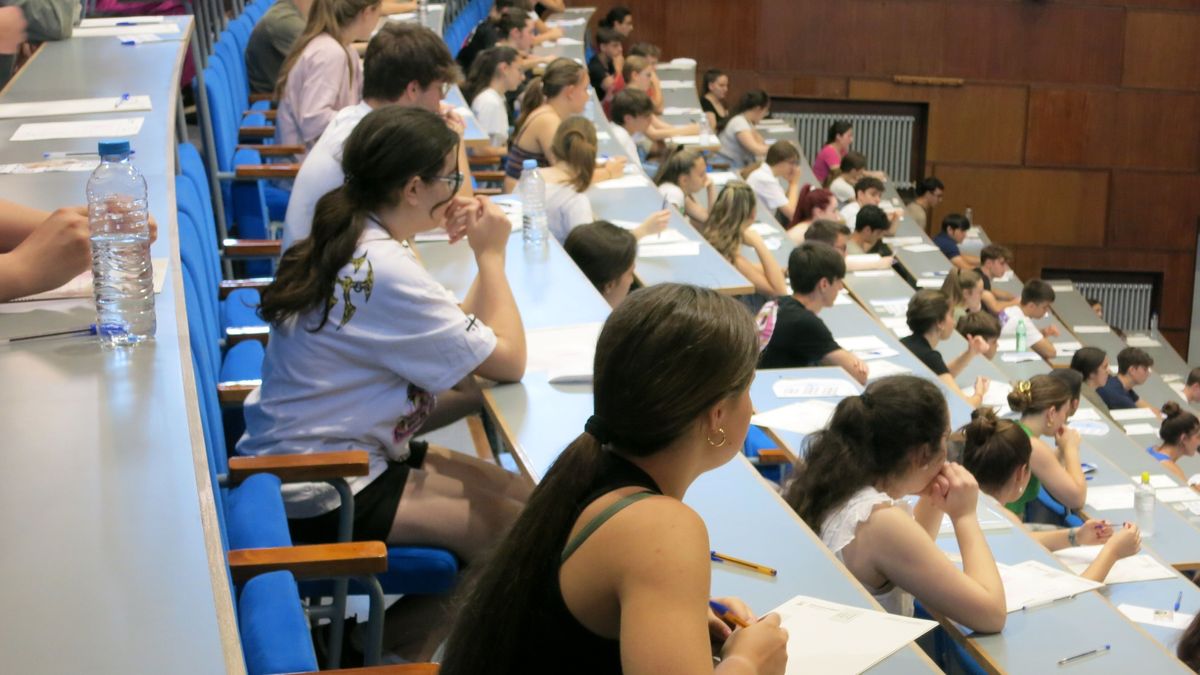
[{"xmin": 707, "ymin": 427, "xmax": 726, "ymax": 447}]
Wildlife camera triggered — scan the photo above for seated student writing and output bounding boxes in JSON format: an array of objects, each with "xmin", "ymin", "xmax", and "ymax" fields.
[
  {"xmin": 465, "ymin": 46, "xmax": 524, "ymax": 159},
  {"xmin": 784, "ymin": 376, "xmax": 1007, "ymax": 633},
  {"xmin": 828, "ymin": 151, "xmax": 866, "ymax": 206},
  {"xmin": 563, "ymin": 221, "xmax": 638, "ymax": 309},
  {"xmin": 0, "ymin": 202, "xmax": 89, "ymax": 302},
  {"xmin": 1147, "ymin": 402, "xmax": 1199, "ymax": 483},
  {"xmin": 932, "ymin": 214, "xmax": 980, "ymax": 271},
  {"xmin": 785, "ymin": 186, "xmax": 839, "ymax": 243},
  {"xmin": 802, "ymin": 219, "xmax": 849, "ymax": 255},
  {"xmin": 1184, "ymin": 367, "xmax": 1200, "ymax": 406},
  {"xmin": 654, "ymin": 146, "xmax": 714, "ymax": 229},
  {"xmin": 999, "ymin": 279, "xmax": 1058, "ymax": 360},
  {"xmin": 701, "ymin": 183, "xmax": 788, "ymax": 299},
  {"xmin": 900, "ymin": 290, "xmax": 990, "ymax": 408},
  {"xmin": 957, "ymin": 311, "xmax": 1001, "ymax": 362},
  {"xmin": 1002, "ymin": 376, "xmax": 1088, "ymax": 518},
  {"xmin": 844, "ymin": 205, "xmax": 895, "ymax": 270},
  {"xmin": 977, "ymin": 244, "xmax": 1018, "ymax": 314},
  {"xmin": 759, "ymin": 242, "xmax": 868, "ymax": 385},
  {"xmin": 942, "ymin": 268, "xmax": 984, "ymax": 319},
  {"xmin": 1097, "ymin": 347, "xmax": 1162, "ymax": 417},
  {"xmin": 960, "ymin": 408, "xmax": 1141, "ymax": 581},
  {"xmin": 503, "ymin": 58, "xmax": 592, "ymax": 192},
  {"xmin": 608, "ymin": 89, "xmax": 655, "ymax": 172},
  {"xmin": 440, "ymin": 284, "xmax": 789, "ymax": 675},
  {"xmin": 905, "ymin": 176, "xmax": 944, "ymax": 231},
  {"xmin": 539, "ymin": 116, "xmax": 669, "ymax": 243},
  {"xmin": 617, "ymin": 56, "xmax": 699, "ymax": 141},
  {"xmin": 716, "ymin": 90, "xmax": 771, "ymax": 169},
  {"xmin": 839, "ymin": 176, "xmax": 899, "ymax": 229},
  {"xmin": 745, "ymin": 141, "xmax": 803, "ymax": 226}
]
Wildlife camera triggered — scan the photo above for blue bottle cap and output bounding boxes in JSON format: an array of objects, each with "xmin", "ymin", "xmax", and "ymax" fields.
[
  {"xmin": 98, "ymin": 140, "xmax": 130, "ymax": 156},
  {"xmin": 522, "ymin": 159, "xmax": 537, "ymax": 170}
]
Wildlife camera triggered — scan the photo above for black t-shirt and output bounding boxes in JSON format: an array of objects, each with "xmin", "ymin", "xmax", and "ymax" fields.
[
  {"xmin": 977, "ymin": 269, "xmax": 992, "ymax": 292},
  {"xmin": 699, "ymin": 97, "xmax": 729, "ymax": 133},
  {"xmin": 587, "ymin": 54, "xmax": 613, "ymax": 95},
  {"xmin": 900, "ymin": 334, "xmax": 949, "ymax": 376},
  {"xmin": 759, "ymin": 297, "xmax": 841, "ymax": 369},
  {"xmin": 456, "ymin": 20, "xmax": 499, "ymax": 71}
]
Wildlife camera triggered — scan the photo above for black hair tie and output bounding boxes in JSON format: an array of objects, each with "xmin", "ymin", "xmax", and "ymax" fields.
[{"xmin": 585, "ymin": 414, "xmax": 612, "ymax": 444}]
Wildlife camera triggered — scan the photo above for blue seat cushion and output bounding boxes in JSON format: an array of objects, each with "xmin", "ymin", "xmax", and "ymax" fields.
[
  {"xmin": 221, "ymin": 288, "xmax": 265, "ymax": 331},
  {"xmin": 220, "ymin": 340, "xmax": 265, "ymax": 383},
  {"xmin": 742, "ymin": 425, "xmax": 775, "ymax": 458},
  {"xmin": 297, "ymin": 546, "xmax": 459, "ymax": 598},
  {"xmin": 238, "ymin": 571, "xmax": 319, "ymax": 675},
  {"xmin": 225, "ymin": 473, "xmax": 293, "ymax": 550},
  {"xmin": 263, "ymin": 183, "xmax": 290, "ymax": 223}
]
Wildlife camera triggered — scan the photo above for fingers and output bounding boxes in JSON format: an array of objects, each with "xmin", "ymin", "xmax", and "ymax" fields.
[{"xmin": 758, "ymin": 612, "xmax": 781, "ymax": 627}]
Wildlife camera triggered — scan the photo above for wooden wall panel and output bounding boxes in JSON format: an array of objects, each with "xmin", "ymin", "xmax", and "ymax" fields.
[
  {"xmin": 1107, "ymin": 171, "xmax": 1200, "ymax": 250},
  {"xmin": 1123, "ymin": 12, "xmax": 1200, "ymax": 91},
  {"xmin": 848, "ymin": 80, "xmax": 1026, "ymax": 165}
]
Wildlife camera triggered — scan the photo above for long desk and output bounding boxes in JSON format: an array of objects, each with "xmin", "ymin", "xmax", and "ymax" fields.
[{"xmin": 0, "ymin": 19, "xmax": 241, "ymax": 673}]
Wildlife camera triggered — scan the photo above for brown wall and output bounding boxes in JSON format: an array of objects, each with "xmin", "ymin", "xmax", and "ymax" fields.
[{"xmin": 580, "ymin": 0, "xmax": 1199, "ymax": 352}]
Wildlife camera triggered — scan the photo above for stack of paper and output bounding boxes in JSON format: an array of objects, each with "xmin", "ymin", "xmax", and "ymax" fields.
[
  {"xmin": 915, "ymin": 278, "xmax": 943, "ymax": 289},
  {"xmin": 771, "ymin": 378, "xmax": 860, "ymax": 399},
  {"xmin": 524, "ymin": 323, "xmax": 603, "ymax": 384},
  {"xmin": 0, "ymin": 95, "xmax": 152, "ymax": 119},
  {"xmin": 1126, "ymin": 335, "xmax": 1162, "ymax": 348},
  {"xmin": 72, "ymin": 22, "xmax": 181, "ymax": 37},
  {"xmin": 1054, "ymin": 547, "xmax": 1176, "ymax": 584},
  {"xmin": 1153, "ymin": 486, "xmax": 1200, "ymax": 504},
  {"xmin": 1131, "ymin": 474, "xmax": 1178, "ymax": 489},
  {"xmin": 750, "ymin": 400, "xmax": 838, "ymax": 436},
  {"xmin": 1074, "ymin": 325, "xmax": 1111, "ymax": 334},
  {"xmin": 1123, "ymin": 423, "xmax": 1159, "ymax": 436},
  {"xmin": 1085, "ymin": 484, "xmax": 1136, "ymax": 511},
  {"xmin": 1118, "ymin": 604, "xmax": 1195, "ymax": 630},
  {"xmin": 0, "ymin": 158, "xmax": 98, "ymax": 174},
  {"xmin": 838, "ymin": 335, "xmax": 898, "ymax": 361},
  {"xmin": 851, "ymin": 269, "xmax": 892, "ymax": 278},
  {"xmin": 1000, "ymin": 352, "xmax": 1042, "ymax": 363},
  {"xmin": 997, "ymin": 560, "xmax": 1103, "ymax": 612},
  {"xmin": 1111, "ymin": 408, "xmax": 1158, "ymax": 422},
  {"xmin": 866, "ymin": 360, "xmax": 911, "ymax": 381},
  {"xmin": 869, "ymin": 297, "xmax": 909, "ymax": 317},
  {"xmin": 903, "ymin": 243, "xmax": 939, "ymax": 253},
  {"xmin": 880, "ymin": 316, "xmax": 912, "ymax": 338},
  {"xmin": 79, "ymin": 16, "xmax": 164, "ymax": 26}
]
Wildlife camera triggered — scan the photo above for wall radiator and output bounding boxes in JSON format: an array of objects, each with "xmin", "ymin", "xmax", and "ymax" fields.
[
  {"xmin": 773, "ymin": 112, "xmax": 916, "ymax": 188},
  {"xmin": 1073, "ymin": 281, "xmax": 1155, "ymax": 332}
]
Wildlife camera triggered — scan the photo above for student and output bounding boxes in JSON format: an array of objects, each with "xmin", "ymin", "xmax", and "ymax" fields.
[
  {"xmin": 811, "ymin": 120, "xmax": 853, "ymax": 184},
  {"xmin": 539, "ymin": 116, "xmax": 668, "ymax": 243},
  {"xmin": 1096, "ymin": 347, "xmax": 1162, "ymax": 416},
  {"xmin": 845, "ymin": 204, "xmax": 890, "ymax": 256},
  {"xmin": 759, "ymin": 242, "xmax": 868, "ymax": 384},
  {"xmin": 586, "ymin": 26, "xmax": 622, "ymax": 97},
  {"xmin": 838, "ymin": 176, "xmax": 894, "ymax": 229},
  {"xmin": 654, "ymin": 146, "xmax": 714, "ymax": 229},
  {"xmin": 905, "ymin": 176, "xmax": 944, "ymax": 230},
  {"xmin": 455, "ymin": 0, "xmax": 510, "ymax": 71},
  {"xmin": 702, "ymin": 183, "xmax": 788, "ymax": 299},
  {"xmin": 618, "ymin": 56, "xmax": 699, "ymax": 141},
  {"xmin": 1003, "ymin": 376, "xmax": 1088, "ymax": 517},
  {"xmin": 977, "ymin": 244, "xmax": 1018, "ymax": 314},
  {"xmin": 746, "ymin": 141, "xmax": 803, "ymax": 225},
  {"xmin": 716, "ymin": 89, "xmax": 770, "ymax": 169},
  {"xmin": 464, "ymin": 46, "xmax": 524, "ymax": 158},
  {"xmin": 627, "ymin": 43, "xmax": 664, "ymax": 111},
  {"xmin": 803, "ymin": 219, "xmax": 849, "ymax": 255},
  {"xmin": 957, "ymin": 311, "xmax": 1001, "ymax": 361},
  {"xmin": 245, "ymin": 0, "xmax": 311, "ymax": 94},
  {"xmin": 597, "ymin": 5, "xmax": 633, "ymax": 37},
  {"xmin": 1148, "ymin": 402, "xmax": 1200, "ymax": 483},
  {"xmin": 933, "ymin": 214, "xmax": 980, "ymax": 271},
  {"xmin": 1048, "ymin": 368, "xmax": 1085, "ymax": 420},
  {"xmin": 828, "ymin": 151, "xmax": 866, "ymax": 206},
  {"xmin": 608, "ymin": 88, "xmax": 654, "ymax": 171},
  {"xmin": 1088, "ymin": 297, "xmax": 1104, "ymax": 320},
  {"xmin": 785, "ymin": 186, "xmax": 839, "ymax": 242},
  {"xmin": 700, "ymin": 68, "xmax": 730, "ymax": 133},
  {"xmin": 283, "ymin": 23, "xmax": 466, "ymax": 249},
  {"xmin": 1184, "ymin": 368, "xmax": 1200, "ymax": 405},
  {"xmin": 1180, "ymin": 615, "xmax": 1200, "ymax": 671},
  {"xmin": 274, "ymin": 0, "xmax": 381, "ymax": 151},
  {"xmin": 440, "ymin": 284, "xmax": 789, "ymax": 675},
  {"xmin": 960, "ymin": 408, "xmax": 1140, "ymax": 581},
  {"xmin": 1070, "ymin": 346, "xmax": 1110, "ymax": 390},
  {"xmin": 493, "ymin": 7, "xmax": 551, "ymax": 72},
  {"xmin": 999, "ymin": 279, "xmax": 1057, "ymax": 360},
  {"xmin": 563, "ymin": 221, "xmax": 637, "ymax": 308},
  {"xmin": 941, "ymin": 267, "xmax": 984, "ymax": 319},
  {"xmin": 783, "ymin": 376, "xmax": 1006, "ymax": 632},
  {"xmin": 900, "ymin": 290, "xmax": 990, "ymax": 407},
  {"xmin": 0, "ymin": 203, "xmax": 90, "ymax": 302},
  {"xmin": 503, "ymin": 58, "xmax": 592, "ymax": 192}
]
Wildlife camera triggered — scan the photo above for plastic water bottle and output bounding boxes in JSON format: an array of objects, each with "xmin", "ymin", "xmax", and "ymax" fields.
[
  {"xmin": 1015, "ymin": 319, "xmax": 1027, "ymax": 352},
  {"xmin": 518, "ymin": 159, "xmax": 548, "ymax": 247},
  {"xmin": 416, "ymin": 0, "xmax": 428, "ymax": 25},
  {"xmin": 965, "ymin": 206, "xmax": 974, "ymax": 226},
  {"xmin": 87, "ymin": 140, "xmax": 155, "ymax": 347},
  {"xmin": 696, "ymin": 113, "xmax": 713, "ymax": 142},
  {"xmin": 1135, "ymin": 471, "xmax": 1155, "ymax": 537}
]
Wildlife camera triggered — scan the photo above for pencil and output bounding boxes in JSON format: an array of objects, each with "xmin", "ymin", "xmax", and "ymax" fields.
[
  {"xmin": 710, "ymin": 550, "xmax": 777, "ymax": 577},
  {"xmin": 708, "ymin": 600, "xmax": 749, "ymax": 628}
]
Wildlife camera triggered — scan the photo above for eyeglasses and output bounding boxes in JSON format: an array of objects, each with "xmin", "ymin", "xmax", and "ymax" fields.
[{"xmin": 428, "ymin": 170, "xmax": 464, "ymax": 194}]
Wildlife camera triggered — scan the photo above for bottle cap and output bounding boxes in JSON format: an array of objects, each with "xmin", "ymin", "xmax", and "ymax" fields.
[
  {"xmin": 522, "ymin": 159, "xmax": 537, "ymax": 170},
  {"xmin": 1142, "ymin": 471, "xmax": 1150, "ymax": 485},
  {"xmin": 98, "ymin": 140, "xmax": 130, "ymax": 157}
]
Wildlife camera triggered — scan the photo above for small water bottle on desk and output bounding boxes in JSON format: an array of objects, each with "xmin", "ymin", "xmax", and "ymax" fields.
[
  {"xmin": 417, "ymin": 0, "xmax": 428, "ymax": 25},
  {"xmin": 87, "ymin": 140, "xmax": 155, "ymax": 347},
  {"xmin": 1015, "ymin": 319, "xmax": 1027, "ymax": 352},
  {"xmin": 696, "ymin": 113, "xmax": 713, "ymax": 143},
  {"xmin": 518, "ymin": 159, "xmax": 548, "ymax": 248},
  {"xmin": 1135, "ymin": 471, "xmax": 1155, "ymax": 537}
]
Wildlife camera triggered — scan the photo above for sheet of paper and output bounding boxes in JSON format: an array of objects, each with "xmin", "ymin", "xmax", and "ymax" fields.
[
  {"xmin": 963, "ymin": 380, "xmax": 1013, "ymax": 411},
  {"xmin": 850, "ymin": 269, "xmax": 892, "ymax": 278},
  {"xmin": 997, "ymin": 560, "xmax": 1103, "ymax": 612},
  {"xmin": 658, "ymin": 80, "xmax": 693, "ymax": 90},
  {"xmin": 846, "ymin": 253, "xmax": 881, "ymax": 266},
  {"xmin": 1153, "ymin": 486, "xmax": 1200, "ymax": 504},
  {"xmin": 1126, "ymin": 335, "xmax": 1161, "ymax": 348},
  {"xmin": 670, "ymin": 134, "xmax": 719, "ymax": 146},
  {"xmin": 1130, "ymin": 474, "xmax": 1178, "ymax": 489},
  {"xmin": 637, "ymin": 228, "xmax": 689, "ymax": 245},
  {"xmin": 883, "ymin": 236, "xmax": 923, "ymax": 246},
  {"xmin": 1000, "ymin": 351, "xmax": 1042, "ymax": 363},
  {"xmin": 661, "ymin": 106, "xmax": 703, "ymax": 115},
  {"xmin": 0, "ymin": 95, "xmax": 151, "ymax": 119},
  {"xmin": 1069, "ymin": 420, "xmax": 1110, "ymax": 437},
  {"xmin": 0, "ymin": 157, "xmax": 98, "ymax": 174},
  {"xmin": 592, "ymin": 174, "xmax": 652, "ymax": 189},
  {"xmin": 1050, "ymin": 283, "xmax": 1074, "ymax": 293},
  {"xmin": 750, "ymin": 400, "xmax": 837, "ymax": 436},
  {"xmin": 1074, "ymin": 325, "xmax": 1111, "ymax": 334},
  {"xmin": 1086, "ymin": 484, "xmax": 1135, "ymax": 511},
  {"xmin": 79, "ymin": 16, "xmax": 165, "ymax": 26},
  {"xmin": 869, "ymin": 297, "xmax": 909, "ymax": 317},
  {"xmin": 1055, "ymin": 547, "xmax": 1176, "ymax": 584},
  {"xmin": 1072, "ymin": 407, "xmax": 1103, "ymax": 422},
  {"xmin": 767, "ymin": 595, "xmax": 937, "ymax": 675},
  {"xmin": 866, "ymin": 359, "xmax": 911, "ymax": 381},
  {"xmin": 1111, "ymin": 407, "xmax": 1157, "ymax": 421},
  {"xmin": 637, "ymin": 241, "xmax": 700, "ymax": 258},
  {"xmin": 72, "ymin": 22, "xmax": 181, "ymax": 37},
  {"xmin": 552, "ymin": 36, "xmax": 583, "ymax": 45},
  {"xmin": 707, "ymin": 171, "xmax": 739, "ymax": 185},
  {"xmin": 839, "ymin": 335, "xmax": 898, "ymax": 361},
  {"xmin": 11, "ymin": 116, "xmax": 144, "ymax": 141},
  {"xmin": 547, "ymin": 17, "xmax": 586, "ymax": 26},
  {"xmin": 749, "ymin": 222, "xmax": 780, "ymax": 237},
  {"xmin": 939, "ymin": 504, "xmax": 1013, "ymax": 536},
  {"xmin": 771, "ymin": 378, "xmax": 860, "ymax": 399},
  {"xmin": 10, "ymin": 258, "xmax": 167, "ymax": 302},
  {"xmin": 524, "ymin": 323, "xmax": 602, "ymax": 383},
  {"xmin": 880, "ymin": 316, "xmax": 911, "ymax": 338},
  {"xmin": 1118, "ymin": 604, "xmax": 1195, "ymax": 631},
  {"xmin": 903, "ymin": 243, "xmax": 939, "ymax": 253},
  {"xmin": 1122, "ymin": 423, "xmax": 1159, "ymax": 436},
  {"xmin": 1053, "ymin": 340, "xmax": 1083, "ymax": 355},
  {"xmin": 118, "ymin": 34, "xmax": 167, "ymax": 45},
  {"xmin": 915, "ymin": 278, "xmax": 943, "ymax": 289}
]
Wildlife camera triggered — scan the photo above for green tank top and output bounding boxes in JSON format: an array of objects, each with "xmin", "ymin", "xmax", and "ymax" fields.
[{"xmin": 1004, "ymin": 422, "xmax": 1040, "ymax": 516}]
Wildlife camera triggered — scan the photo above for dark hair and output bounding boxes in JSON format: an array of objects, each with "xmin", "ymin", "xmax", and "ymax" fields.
[
  {"xmin": 784, "ymin": 376, "xmax": 948, "ymax": 530},
  {"xmin": 854, "ymin": 204, "xmax": 888, "ymax": 233},
  {"xmin": 1047, "ymin": 368, "xmax": 1083, "ymax": 402},
  {"xmin": 1117, "ymin": 346, "xmax": 1153, "ymax": 374},
  {"xmin": 854, "ymin": 176, "xmax": 884, "ymax": 195},
  {"xmin": 594, "ymin": 26, "xmax": 622, "ymax": 46},
  {"xmin": 1007, "ymin": 375, "xmax": 1070, "ymax": 416},
  {"xmin": 563, "ymin": 221, "xmax": 637, "ymax": 295},
  {"xmin": 599, "ymin": 6, "xmax": 632, "ymax": 28},
  {"xmin": 789, "ymin": 241, "xmax": 845, "ymax": 294},
  {"xmin": 259, "ymin": 107, "xmax": 458, "ymax": 330},
  {"xmin": 702, "ymin": 68, "xmax": 726, "ymax": 95},
  {"xmin": 980, "ymin": 244, "xmax": 1012, "ymax": 265},
  {"xmin": 790, "ymin": 185, "xmax": 836, "ymax": 228},
  {"xmin": 1087, "ymin": 297, "xmax": 1102, "ymax": 308},
  {"xmin": 1070, "ymin": 346, "xmax": 1108, "ymax": 381},
  {"xmin": 552, "ymin": 116, "xmax": 598, "ymax": 192},
  {"xmin": 497, "ymin": 7, "xmax": 530, "ymax": 37},
  {"xmin": 804, "ymin": 219, "xmax": 850, "ymax": 247},
  {"xmin": 1160, "ymin": 402, "xmax": 1200, "ymax": 445},
  {"xmin": 907, "ymin": 289, "xmax": 951, "ymax": 336},
  {"xmin": 961, "ymin": 408, "xmax": 1032, "ymax": 494},
  {"xmin": 1187, "ymin": 367, "xmax": 1200, "ymax": 387},
  {"xmin": 512, "ymin": 58, "xmax": 585, "ymax": 136},
  {"xmin": 629, "ymin": 42, "xmax": 660, "ymax": 58},
  {"xmin": 440, "ymin": 284, "xmax": 759, "ymax": 674},
  {"xmin": 766, "ymin": 140, "xmax": 800, "ymax": 166},
  {"xmin": 839, "ymin": 151, "xmax": 867, "ymax": 173},
  {"xmin": 916, "ymin": 176, "xmax": 944, "ymax": 196},
  {"xmin": 461, "ymin": 46, "xmax": 517, "ymax": 105},
  {"xmin": 1020, "ymin": 279, "xmax": 1056, "ymax": 305},
  {"xmin": 733, "ymin": 89, "xmax": 770, "ymax": 116},
  {"xmin": 826, "ymin": 120, "xmax": 853, "ymax": 144},
  {"xmin": 611, "ymin": 88, "xmax": 654, "ymax": 126},
  {"xmin": 653, "ymin": 145, "xmax": 704, "ymax": 187},
  {"xmin": 1179, "ymin": 614, "xmax": 1200, "ymax": 671},
  {"xmin": 941, "ymin": 213, "xmax": 970, "ymax": 232},
  {"xmin": 957, "ymin": 311, "xmax": 1000, "ymax": 340},
  {"xmin": 364, "ymin": 23, "xmax": 459, "ymax": 101}
]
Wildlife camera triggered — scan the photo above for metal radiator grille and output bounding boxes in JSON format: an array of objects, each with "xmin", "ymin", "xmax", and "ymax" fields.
[
  {"xmin": 1074, "ymin": 282, "xmax": 1154, "ymax": 332},
  {"xmin": 773, "ymin": 112, "xmax": 915, "ymax": 187}
]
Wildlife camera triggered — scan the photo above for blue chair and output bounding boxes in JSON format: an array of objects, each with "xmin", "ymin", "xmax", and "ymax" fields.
[{"xmin": 1033, "ymin": 486, "xmax": 1083, "ymax": 528}]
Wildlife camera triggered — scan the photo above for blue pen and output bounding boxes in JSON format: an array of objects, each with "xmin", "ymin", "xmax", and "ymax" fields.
[
  {"xmin": 1, "ymin": 325, "xmax": 97, "ymax": 345},
  {"xmin": 114, "ymin": 93, "xmax": 132, "ymax": 109},
  {"xmin": 1175, "ymin": 591, "xmax": 1183, "ymax": 613}
]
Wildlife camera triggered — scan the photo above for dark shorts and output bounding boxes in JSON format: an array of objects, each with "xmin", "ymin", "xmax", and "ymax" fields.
[{"xmin": 287, "ymin": 441, "xmax": 429, "ymax": 544}]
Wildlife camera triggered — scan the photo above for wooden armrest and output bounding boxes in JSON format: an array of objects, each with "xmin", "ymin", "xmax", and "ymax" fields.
[
  {"xmin": 223, "ymin": 238, "xmax": 282, "ymax": 258},
  {"xmin": 235, "ymin": 163, "xmax": 300, "ymax": 179},
  {"xmin": 473, "ymin": 169, "xmax": 505, "ymax": 182},
  {"xmin": 237, "ymin": 144, "xmax": 305, "ymax": 156},
  {"xmin": 228, "ymin": 541, "xmax": 387, "ymax": 584},
  {"xmin": 227, "ymin": 449, "xmax": 370, "ymax": 484},
  {"xmin": 248, "ymin": 92, "xmax": 276, "ymax": 103},
  {"xmin": 755, "ymin": 448, "xmax": 790, "ymax": 465},
  {"xmin": 475, "ymin": 187, "xmax": 502, "ymax": 196},
  {"xmin": 239, "ymin": 125, "xmax": 276, "ymax": 139},
  {"xmin": 225, "ymin": 325, "xmax": 270, "ymax": 346},
  {"xmin": 218, "ymin": 380, "xmax": 260, "ymax": 405},
  {"xmin": 321, "ymin": 665, "xmax": 439, "ymax": 674},
  {"xmin": 219, "ymin": 277, "xmax": 273, "ymax": 298},
  {"xmin": 468, "ymin": 154, "xmax": 501, "ymax": 167},
  {"xmin": 244, "ymin": 109, "xmax": 277, "ymax": 121}
]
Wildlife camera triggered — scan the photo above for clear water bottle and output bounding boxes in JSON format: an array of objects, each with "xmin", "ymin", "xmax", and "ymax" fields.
[
  {"xmin": 88, "ymin": 140, "xmax": 155, "ymax": 347},
  {"xmin": 1135, "ymin": 471, "xmax": 1155, "ymax": 537},
  {"xmin": 518, "ymin": 159, "xmax": 548, "ymax": 247},
  {"xmin": 965, "ymin": 206, "xmax": 974, "ymax": 226},
  {"xmin": 416, "ymin": 0, "xmax": 428, "ymax": 24},
  {"xmin": 696, "ymin": 113, "xmax": 713, "ymax": 141},
  {"xmin": 1015, "ymin": 319, "xmax": 1027, "ymax": 352}
]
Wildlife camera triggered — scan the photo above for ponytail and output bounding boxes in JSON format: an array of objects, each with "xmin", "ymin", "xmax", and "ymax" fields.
[
  {"xmin": 512, "ymin": 76, "xmax": 545, "ymax": 137},
  {"xmin": 276, "ymin": 0, "xmax": 379, "ymax": 98},
  {"xmin": 551, "ymin": 116, "xmax": 597, "ymax": 192},
  {"xmin": 463, "ymin": 46, "xmax": 518, "ymax": 105}
]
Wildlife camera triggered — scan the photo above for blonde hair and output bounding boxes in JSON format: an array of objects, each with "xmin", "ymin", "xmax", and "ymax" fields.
[
  {"xmin": 941, "ymin": 268, "xmax": 983, "ymax": 309},
  {"xmin": 276, "ymin": 0, "xmax": 381, "ymax": 98},
  {"xmin": 621, "ymin": 55, "xmax": 651, "ymax": 84},
  {"xmin": 550, "ymin": 116, "xmax": 597, "ymax": 192},
  {"xmin": 704, "ymin": 182, "xmax": 756, "ymax": 261}
]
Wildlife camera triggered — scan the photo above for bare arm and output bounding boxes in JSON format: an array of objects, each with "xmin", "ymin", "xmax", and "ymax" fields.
[
  {"xmin": 735, "ymin": 129, "xmax": 769, "ymax": 159},
  {"xmin": 459, "ymin": 199, "xmax": 525, "ymax": 382},
  {"xmin": 1031, "ymin": 337, "xmax": 1057, "ymax": 360},
  {"xmin": 1030, "ymin": 432, "xmax": 1086, "ymax": 510},
  {"xmin": 736, "ymin": 232, "xmax": 786, "ymax": 297},
  {"xmin": 0, "ymin": 199, "xmax": 52, "ymax": 252},
  {"xmin": 820, "ymin": 348, "xmax": 869, "ymax": 386}
]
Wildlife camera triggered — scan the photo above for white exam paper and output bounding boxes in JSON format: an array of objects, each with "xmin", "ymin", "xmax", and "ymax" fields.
[
  {"xmin": 11, "ymin": 117, "xmax": 144, "ymax": 141},
  {"xmin": 866, "ymin": 359, "xmax": 911, "ymax": 381},
  {"xmin": 1111, "ymin": 407, "xmax": 1157, "ymax": 422},
  {"xmin": 1153, "ymin": 486, "xmax": 1200, "ymax": 504},
  {"xmin": 79, "ymin": 16, "xmax": 165, "ymax": 26},
  {"xmin": 72, "ymin": 22, "xmax": 181, "ymax": 37},
  {"xmin": 1000, "ymin": 352, "xmax": 1042, "ymax": 363},
  {"xmin": 0, "ymin": 95, "xmax": 151, "ymax": 119},
  {"xmin": 1071, "ymin": 407, "xmax": 1104, "ymax": 422},
  {"xmin": 637, "ymin": 229, "xmax": 689, "ymax": 246},
  {"xmin": 1055, "ymin": 547, "xmax": 1176, "ymax": 584},
  {"xmin": 1123, "ymin": 423, "xmax": 1160, "ymax": 436},
  {"xmin": 637, "ymin": 241, "xmax": 700, "ymax": 258},
  {"xmin": 850, "ymin": 269, "xmax": 892, "ymax": 278},
  {"xmin": 903, "ymin": 243, "xmax": 939, "ymax": 253},
  {"xmin": 10, "ymin": 258, "xmax": 168, "ymax": 302},
  {"xmin": 881, "ymin": 316, "xmax": 911, "ymax": 338},
  {"xmin": 593, "ymin": 174, "xmax": 652, "ymax": 189},
  {"xmin": 1086, "ymin": 484, "xmax": 1136, "ymax": 511},
  {"xmin": 1074, "ymin": 325, "xmax": 1111, "ymax": 334},
  {"xmin": 750, "ymin": 400, "xmax": 837, "ymax": 436},
  {"xmin": 1069, "ymin": 420, "xmax": 1110, "ymax": 437},
  {"xmin": 1130, "ymin": 474, "xmax": 1178, "ymax": 489},
  {"xmin": 883, "ymin": 236, "xmax": 923, "ymax": 246},
  {"xmin": 1126, "ymin": 335, "xmax": 1162, "ymax": 348},
  {"xmin": 771, "ymin": 378, "xmax": 860, "ymax": 399},
  {"xmin": 915, "ymin": 278, "xmax": 943, "ymax": 289},
  {"xmin": 524, "ymin": 323, "xmax": 602, "ymax": 383},
  {"xmin": 1118, "ymin": 603, "xmax": 1195, "ymax": 630},
  {"xmin": 998, "ymin": 560, "xmax": 1103, "ymax": 612}
]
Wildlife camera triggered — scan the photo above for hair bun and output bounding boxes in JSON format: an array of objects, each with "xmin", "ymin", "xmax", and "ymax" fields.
[
  {"xmin": 1162, "ymin": 401, "xmax": 1182, "ymax": 419},
  {"xmin": 1007, "ymin": 380, "xmax": 1033, "ymax": 412},
  {"xmin": 965, "ymin": 407, "xmax": 999, "ymax": 447}
]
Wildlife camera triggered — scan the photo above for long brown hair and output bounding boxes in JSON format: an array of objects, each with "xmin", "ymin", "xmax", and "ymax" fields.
[
  {"xmin": 275, "ymin": 0, "xmax": 380, "ymax": 98},
  {"xmin": 258, "ymin": 107, "xmax": 459, "ymax": 330},
  {"xmin": 704, "ymin": 182, "xmax": 757, "ymax": 261},
  {"xmin": 1007, "ymin": 375, "xmax": 1070, "ymax": 417},
  {"xmin": 550, "ymin": 116, "xmax": 597, "ymax": 192},
  {"xmin": 511, "ymin": 58, "xmax": 584, "ymax": 139}
]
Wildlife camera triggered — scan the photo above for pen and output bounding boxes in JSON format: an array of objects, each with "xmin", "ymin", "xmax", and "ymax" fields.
[
  {"xmin": 0, "ymin": 325, "xmax": 97, "ymax": 345},
  {"xmin": 1176, "ymin": 591, "xmax": 1183, "ymax": 613},
  {"xmin": 710, "ymin": 551, "xmax": 777, "ymax": 577},
  {"xmin": 114, "ymin": 93, "xmax": 131, "ymax": 109},
  {"xmin": 1057, "ymin": 644, "xmax": 1110, "ymax": 666},
  {"xmin": 708, "ymin": 600, "xmax": 749, "ymax": 629},
  {"xmin": 1021, "ymin": 593, "xmax": 1079, "ymax": 612}
]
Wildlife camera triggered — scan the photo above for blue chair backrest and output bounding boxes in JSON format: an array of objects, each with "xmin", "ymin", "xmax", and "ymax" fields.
[{"xmin": 229, "ymin": 14, "xmax": 254, "ymax": 60}]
